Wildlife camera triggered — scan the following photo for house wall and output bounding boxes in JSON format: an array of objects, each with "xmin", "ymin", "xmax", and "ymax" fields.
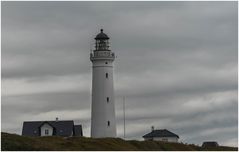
[
  {"xmin": 40, "ymin": 123, "xmax": 53, "ymax": 136},
  {"xmin": 144, "ymin": 137, "xmax": 178, "ymax": 143}
]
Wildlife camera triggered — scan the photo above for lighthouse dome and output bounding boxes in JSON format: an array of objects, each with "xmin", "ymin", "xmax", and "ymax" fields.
[{"xmin": 95, "ymin": 29, "xmax": 109, "ymax": 40}]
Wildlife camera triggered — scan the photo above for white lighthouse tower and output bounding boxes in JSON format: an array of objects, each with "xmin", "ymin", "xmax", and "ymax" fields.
[{"xmin": 90, "ymin": 29, "xmax": 116, "ymax": 138}]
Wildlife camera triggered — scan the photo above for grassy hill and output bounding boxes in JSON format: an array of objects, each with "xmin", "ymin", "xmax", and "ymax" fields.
[{"xmin": 1, "ymin": 132, "xmax": 237, "ymax": 151}]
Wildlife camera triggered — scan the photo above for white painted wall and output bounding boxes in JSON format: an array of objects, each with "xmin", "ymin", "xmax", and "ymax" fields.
[
  {"xmin": 40, "ymin": 123, "xmax": 53, "ymax": 136},
  {"xmin": 90, "ymin": 51, "xmax": 116, "ymax": 138},
  {"xmin": 144, "ymin": 137, "xmax": 179, "ymax": 143}
]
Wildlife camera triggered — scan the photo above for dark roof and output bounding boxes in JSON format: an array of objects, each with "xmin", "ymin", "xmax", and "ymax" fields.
[
  {"xmin": 143, "ymin": 129, "xmax": 179, "ymax": 138},
  {"xmin": 22, "ymin": 120, "xmax": 81, "ymax": 137},
  {"xmin": 95, "ymin": 29, "xmax": 109, "ymax": 40},
  {"xmin": 74, "ymin": 125, "xmax": 83, "ymax": 136},
  {"xmin": 202, "ymin": 141, "xmax": 219, "ymax": 147}
]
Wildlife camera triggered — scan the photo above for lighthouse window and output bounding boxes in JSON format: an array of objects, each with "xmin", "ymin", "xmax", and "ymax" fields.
[
  {"xmin": 106, "ymin": 73, "xmax": 108, "ymax": 78},
  {"xmin": 107, "ymin": 97, "xmax": 109, "ymax": 103},
  {"xmin": 107, "ymin": 121, "xmax": 110, "ymax": 126}
]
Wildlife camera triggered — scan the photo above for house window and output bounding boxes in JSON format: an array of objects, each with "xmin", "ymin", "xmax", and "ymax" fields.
[
  {"xmin": 107, "ymin": 121, "xmax": 110, "ymax": 127},
  {"xmin": 107, "ymin": 97, "xmax": 109, "ymax": 103},
  {"xmin": 106, "ymin": 73, "xmax": 108, "ymax": 78},
  {"xmin": 45, "ymin": 129, "xmax": 49, "ymax": 135},
  {"xmin": 105, "ymin": 62, "xmax": 108, "ymax": 64}
]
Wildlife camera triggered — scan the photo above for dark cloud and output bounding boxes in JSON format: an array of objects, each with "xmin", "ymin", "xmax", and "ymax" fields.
[{"xmin": 1, "ymin": 1, "xmax": 237, "ymax": 146}]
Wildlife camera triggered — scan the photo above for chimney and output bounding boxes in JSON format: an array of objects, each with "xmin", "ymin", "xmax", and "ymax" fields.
[
  {"xmin": 151, "ymin": 126, "xmax": 154, "ymax": 132},
  {"xmin": 56, "ymin": 117, "xmax": 59, "ymax": 122}
]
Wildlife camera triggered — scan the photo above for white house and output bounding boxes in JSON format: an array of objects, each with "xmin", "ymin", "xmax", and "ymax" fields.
[{"xmin": 143, "ymin": 128, "xmax": 179, "ymax": 142}]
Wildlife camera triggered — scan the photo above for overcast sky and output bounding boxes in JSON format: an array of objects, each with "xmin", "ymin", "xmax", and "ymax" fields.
[{"xmin": 1, "ymin": 1, "xmax": 238, "ymax": 147}]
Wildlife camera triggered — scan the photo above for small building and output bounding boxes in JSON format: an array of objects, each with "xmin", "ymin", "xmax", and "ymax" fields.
[
  {"xmin": 22, "ymin": 120, "xmax": 83, "ymax": 137},
  {"xmin": 202, "ymin": 141, "xmax": 219, "ymax": 147},
  {"xmin": 143, "ymin": 128, "xmax": 179, "ymax": 142}
]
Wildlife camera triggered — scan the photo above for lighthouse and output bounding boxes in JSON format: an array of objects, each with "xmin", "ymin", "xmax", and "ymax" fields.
[{"xmin": 90, "ymin": 29, "xmax": 117, "ymax": 138}]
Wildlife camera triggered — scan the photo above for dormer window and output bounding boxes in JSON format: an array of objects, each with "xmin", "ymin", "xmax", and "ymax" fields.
[{"xmin": 45, "ymin": 129, "xmax": 49, "ymax": 135}]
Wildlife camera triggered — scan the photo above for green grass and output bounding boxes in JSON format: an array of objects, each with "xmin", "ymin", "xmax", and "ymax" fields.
[{"xmin": 1, "ymin": 132, "xmax": 238, "ymax": 151}]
